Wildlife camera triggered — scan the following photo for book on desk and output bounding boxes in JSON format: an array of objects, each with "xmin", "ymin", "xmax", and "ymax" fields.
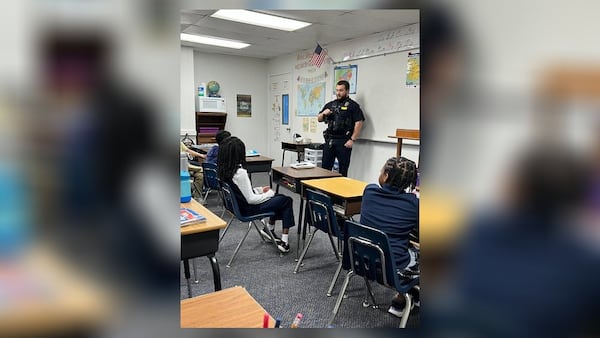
[{"xmin": 180, "ymin": 207, "xmax": 207, "ymax": 226}]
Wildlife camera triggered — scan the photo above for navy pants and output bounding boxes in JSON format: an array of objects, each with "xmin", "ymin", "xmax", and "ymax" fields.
[
  {"xmin": 250, "ymin": 194, "xmax": 296, "ymax": 229},
  {"xmin": 322, "ymin": 138, "xmax": 353, "ymax": 177}
]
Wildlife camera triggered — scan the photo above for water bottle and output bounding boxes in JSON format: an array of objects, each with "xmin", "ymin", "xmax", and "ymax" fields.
[
  {"xmin": 198, "ymin": 82, "xmax": 206, "ymax": 97},
  {"xmin": 0, "ymin": 165, "xmax": 30, "ymax": 259},
  {"xmin": 180, "ymin": 152, "xmax": 192, "ymax": 202}
]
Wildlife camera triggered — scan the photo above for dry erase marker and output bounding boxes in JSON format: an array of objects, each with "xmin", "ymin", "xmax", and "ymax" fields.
[
  {"xmin": 263, "ymin": 313, "xmax": 270, "ymax": 328},
  {"xmin": 275, "ymin": 318, "xmax": 281, "ymax": 328},
  {"xmin": 290, "ymin": 313, "xmax": 303, "ymax": 328}
]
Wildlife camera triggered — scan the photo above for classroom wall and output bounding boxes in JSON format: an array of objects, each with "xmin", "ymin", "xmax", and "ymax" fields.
[
  {"xmin": 180, "ymin": 47, "xmax": 196, "ymax": 137},
  {"xmin": 193, "ymin": 51, "xmax": 268, "ymax": 152},
  {"xmin": 267, "ymin": 27, "xmax": 420, "ymax": 183},
  {"xmin": 182, "ymin": 25, "xmax": 419, "ymax": 184}
]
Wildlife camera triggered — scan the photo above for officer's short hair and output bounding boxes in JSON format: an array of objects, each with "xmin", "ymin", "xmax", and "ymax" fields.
[{"xmin": 336, "ymin": 80, "xmax": 350, "ymax": 91}]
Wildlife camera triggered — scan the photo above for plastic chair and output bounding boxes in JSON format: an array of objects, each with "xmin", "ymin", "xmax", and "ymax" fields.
[
  {"xmin": 219, "ymin": 181, "xmax": 280, "ymax": 267},
  {"xmin": 328, "ymin": 220, "xmax": 420, "ymax": 328},
  {"xmin": 294, "ymin": 189, "xmax": 343, "ymax": 281},
  {"xmin": 201, "ymin": 162, "xmax": 225, "ymax": 212}
]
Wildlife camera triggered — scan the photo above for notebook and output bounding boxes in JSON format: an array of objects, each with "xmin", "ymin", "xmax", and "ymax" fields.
[{"xmin": 180, "ymin": 207, "xmax": 207, "ymax": 226}]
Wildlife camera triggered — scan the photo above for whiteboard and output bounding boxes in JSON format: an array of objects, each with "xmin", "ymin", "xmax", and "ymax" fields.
[
  {"xmin": 340, "ymin": 23, "xmax": 419, "ymax": 61},
  {"xmin": 344, "ymin": 49, "xmax": 420, "ymax": 143}
]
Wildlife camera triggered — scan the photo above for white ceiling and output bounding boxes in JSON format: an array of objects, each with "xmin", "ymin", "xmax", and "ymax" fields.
[{"xmin": 181, "ymin": 10, "xmax": 419, "ymax": 59}]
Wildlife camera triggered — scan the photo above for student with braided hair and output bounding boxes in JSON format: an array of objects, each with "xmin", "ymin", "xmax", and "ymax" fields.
[
  {"xmin": 361, "ymin": 156, "xmax": 419, "ymax": 270},
  {"xmin": 360, "ymin": 156, "xmax": 419, "ymax": 317}
]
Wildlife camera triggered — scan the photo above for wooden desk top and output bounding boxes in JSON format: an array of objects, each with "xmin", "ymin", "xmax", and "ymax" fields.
[
  {"xmin": 420, "ymin": 189, "xmax": 466, "ymax": 251},
  {"xmin": 387, "ymin": 128, "xmax": 420, "ymax": 140},
  {"xmin": 302, "ymin": 177, "xmax": 368, "ymax": 199},
  {"xmin": 272, "ymin": 166, "xmax": 341, "ymax": 180},
  {"xmin": 1, "ymin": 245, "xmax": 110, "ymax": 336},
  {"xmin": 246, "ymin": 155, "xmax": 274, "ymax": 163},
  {"xmin": 181, "ymin": 199, "xmax": 227, "ymax": 236},
  {"xmin": 181, "ymin": 286, "xmax": 275, "ymax": 328}
]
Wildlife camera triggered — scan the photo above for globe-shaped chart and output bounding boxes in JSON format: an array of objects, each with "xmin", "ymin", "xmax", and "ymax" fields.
[{"xmin": 207, "ymin": 81, "xmax": 220, "ymax": 96}]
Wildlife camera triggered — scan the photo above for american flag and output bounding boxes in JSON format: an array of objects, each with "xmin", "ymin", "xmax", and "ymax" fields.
[{"xmin": 309, "ymin": 43, "xmax": 328, "ymax": 68}]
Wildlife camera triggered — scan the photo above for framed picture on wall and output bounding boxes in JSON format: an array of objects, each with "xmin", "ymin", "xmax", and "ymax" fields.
[
  {"xmin": 334, "ymin": 65, "xmax": 358, "ymax": 94},
  {"xmin": 237, "ymin": 94, "xmax": 251, "ymax": 117},
  {"xmin": 282, "ymin": 94, "xmax": 289, "ymax": 125}
]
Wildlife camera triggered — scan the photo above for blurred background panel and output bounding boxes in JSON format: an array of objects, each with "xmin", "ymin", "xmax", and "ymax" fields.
[{"xmin": 1, "ymin": 0, "xmax": 599, "ymax": 337}]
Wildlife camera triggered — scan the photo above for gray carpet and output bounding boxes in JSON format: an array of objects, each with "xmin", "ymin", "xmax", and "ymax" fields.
[{"xmin": 181, "ymin": 173, "xmax": 419, "ymax": 328}]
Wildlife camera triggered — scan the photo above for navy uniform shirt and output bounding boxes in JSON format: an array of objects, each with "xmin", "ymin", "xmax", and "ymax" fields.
[
  {"xmin": 360, "ymin": 183, "xmax": 419, "ymax": 269},
  {"xmin": 320, "ymin": 97, "xmax": 365, "ymax": 139}
]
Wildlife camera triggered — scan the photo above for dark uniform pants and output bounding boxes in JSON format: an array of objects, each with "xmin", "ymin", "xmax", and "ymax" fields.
[{"xmin": 321, "ymin": 138, "xmax": 352, "ymax": 177}]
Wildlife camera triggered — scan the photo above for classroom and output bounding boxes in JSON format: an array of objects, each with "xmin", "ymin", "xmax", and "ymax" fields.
[{"xmin": 179, "ymin": 9, "xmax": 420, "ymax": 329}]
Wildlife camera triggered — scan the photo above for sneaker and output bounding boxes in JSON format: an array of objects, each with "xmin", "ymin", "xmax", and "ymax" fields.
[
  {"xmin": 388, "ymin": 305, "xmax": 406, "ymax": 318},
  {"xmin": 277, "ymin": 241, "xmax": 290, "ymax": 253},
  {"xmin": 409, "ymin": 288, "xmax": 420, "ymax": 308},
  {"xmin": 389, "ymin": 294, "xmax": 415, "ymax": 318}
]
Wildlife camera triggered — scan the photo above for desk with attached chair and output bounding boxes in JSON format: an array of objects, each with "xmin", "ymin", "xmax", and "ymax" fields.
[{"xmin": 271, "ymin": 166, "xmax": 341, "ymax": 257}]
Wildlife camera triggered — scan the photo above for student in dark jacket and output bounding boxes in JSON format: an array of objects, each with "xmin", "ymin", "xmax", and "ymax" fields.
[
  {"xmin": 360, "ymin": 156, "xmax": 419, "ymax": 317},
  {"xmin": 360, "ymin": 156, "xmax": 419, "ymax": 270},
  {"xmin": 205, "ymin": 130, "xmax": 231, "ymax": 164}
]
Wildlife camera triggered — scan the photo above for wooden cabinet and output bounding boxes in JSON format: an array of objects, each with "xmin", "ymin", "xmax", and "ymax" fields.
[{"xmin": 195, "ymin": 112, "xmax": 227, "ymax": 145}]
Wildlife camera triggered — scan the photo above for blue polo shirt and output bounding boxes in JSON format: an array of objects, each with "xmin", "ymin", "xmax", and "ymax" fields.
[
  {"xmin": 360, "ymin": 183, "xmax": 419, "ymax": 269},
  {"xmin": 205, "ymin": 145, "xmax": 219, "ymax": 164}
]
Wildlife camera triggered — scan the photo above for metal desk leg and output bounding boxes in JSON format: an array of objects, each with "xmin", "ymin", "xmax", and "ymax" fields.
[
  {"xmin": 208, "ymin": 254, "xmax": 222, "ymax": 291},
  {"xmin": 183, "ymin": 259, "xmax": 192, "ymax": 298},
  {"xmin": 192, "ymin": 257, "xmax": 199, "ymax": 283},
  {"xmin": 302, "ymin": 203, "xmax": 309, "ymax": 241},
  {"xmin": 296, "ymin": 198, "xmax": 305, "ymax": 260},
  {"xmin": 281, "ymin": 150, "xmax": 286, "ymax": 166}
]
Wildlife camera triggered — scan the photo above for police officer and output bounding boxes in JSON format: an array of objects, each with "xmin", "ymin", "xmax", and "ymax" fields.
[{"xmin": 318, "ymin": 80, "xmax": 365, "ymax": 176}]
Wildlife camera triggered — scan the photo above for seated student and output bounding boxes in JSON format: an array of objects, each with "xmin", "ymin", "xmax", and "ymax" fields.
[
  {"xmin": 205, "ymin": 130, "xmax": 231, "ymax": 164},
  {"xmin": 180, "ymin": 141, "xmax": 205, "ymax": 161},
  {"xmin": 180, "ymin": 142, "xmax": 205, "ymax": 197},
  {"xmin": 217, "ymin": 136, "xmax": 295, "ymax": 253},
  {"xmin": 360, "ymin": 156, "xmax": 420, "ymax": 317}
]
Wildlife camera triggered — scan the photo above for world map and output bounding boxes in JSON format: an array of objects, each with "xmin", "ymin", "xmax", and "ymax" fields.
[{"xmin": 297, "ymin": 82, "xmax": 325, "ymax": 116}]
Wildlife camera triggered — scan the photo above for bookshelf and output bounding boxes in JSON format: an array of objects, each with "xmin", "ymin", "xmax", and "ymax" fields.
[{"xmin": 195, "ymin": 112, "xmax": 227, "ymax": 145}]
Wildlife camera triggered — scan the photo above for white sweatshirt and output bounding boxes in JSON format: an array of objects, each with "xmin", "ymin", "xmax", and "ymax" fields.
[{"xmin": 232, "ymin": 167, "xmax": 274, "ymax": 204}]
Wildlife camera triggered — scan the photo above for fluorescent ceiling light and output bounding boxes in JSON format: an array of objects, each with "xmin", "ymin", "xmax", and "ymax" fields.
[
  {"xmin": 180, "ymin": 33, "xmax": 250, "ymax": 49},
  {"xmin": 211, "ymin": 9, "xmax": 311, "ymax": 31}
]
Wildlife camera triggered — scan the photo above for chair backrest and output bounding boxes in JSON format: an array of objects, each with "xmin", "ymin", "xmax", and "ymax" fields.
[
  {"xmin": 345, "ymin": 220, "xmax": 418, "ymax": 293},
  {"xmin": 219, "ymin": 181, "xmax": 242, "ymax": 219},
  {"xmin": 202, "ymin": 162, "xmax": 219, "ymax": 190},
  {"xmin": 219, "ymin": 180, "xmax": 275, "ymax": 222},
  {"xmin": 305, "ymin": 189, "xmax": 342, "ymax": 238}
]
